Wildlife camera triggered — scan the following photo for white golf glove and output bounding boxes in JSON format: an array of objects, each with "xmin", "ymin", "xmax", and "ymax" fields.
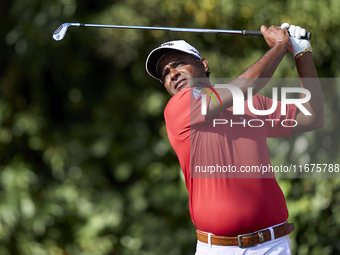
[{"xmin": 281, "ymin": 23, "xmax": 312, "ymax": 59}]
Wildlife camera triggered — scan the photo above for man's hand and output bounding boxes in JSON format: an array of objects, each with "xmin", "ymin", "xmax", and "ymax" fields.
[
  {"xmin": 281, "ymin": 23, "xmax": 312, "ymax": 58},
  {"xmin": 261, "ymin": 25, "xmax": 290, "ymax": 48}
]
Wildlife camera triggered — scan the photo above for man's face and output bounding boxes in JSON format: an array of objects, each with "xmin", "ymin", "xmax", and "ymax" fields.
[{"xmin": 157, "ymin": 52, "xmax": 209, "ymax": 96}]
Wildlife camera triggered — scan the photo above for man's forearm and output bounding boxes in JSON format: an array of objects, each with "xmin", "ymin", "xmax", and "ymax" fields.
[{"xmin": 292, "ymin": 52, "xmax": 324, "ymax": 133}]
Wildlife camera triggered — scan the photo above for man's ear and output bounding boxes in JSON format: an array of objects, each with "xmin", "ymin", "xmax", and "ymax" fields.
[{"xmin": 200, "ymin": 58, "xmax": 209, "ymax": 74}]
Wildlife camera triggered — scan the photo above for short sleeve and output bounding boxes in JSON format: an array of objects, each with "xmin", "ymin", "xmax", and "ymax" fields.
[{"xmin": 164, "ymin": 88, "xmax": 211, "ymax": 141}]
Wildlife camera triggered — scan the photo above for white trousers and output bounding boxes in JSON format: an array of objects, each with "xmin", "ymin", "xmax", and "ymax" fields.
[{"xmin": 195, "ymin": 235, "xmax": 291, "ymax": 255}]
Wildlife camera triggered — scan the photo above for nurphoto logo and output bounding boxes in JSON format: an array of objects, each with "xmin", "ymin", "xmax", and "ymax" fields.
[{"xmin": 193, "ymin": 84, "xmax": 311, "ymax": 116}]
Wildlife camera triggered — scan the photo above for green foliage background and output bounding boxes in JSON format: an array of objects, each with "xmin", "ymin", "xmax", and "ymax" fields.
[{"xmin": 0, "ymin": 0, "xmax": 339, "ymax": 254}]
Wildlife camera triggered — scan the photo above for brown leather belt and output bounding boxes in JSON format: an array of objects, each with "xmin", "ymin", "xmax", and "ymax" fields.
[{"xmin": 196, "ymin": 222, "xmax": 295, "ymax": 248}]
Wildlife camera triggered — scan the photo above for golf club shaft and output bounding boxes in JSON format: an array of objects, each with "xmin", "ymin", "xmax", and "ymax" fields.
[
  {"xmin": 53, "ymin": 23, "xmax": 312, "ymax": 41},
  {"xmin": 84, "ymin": 23, "xmax": 246, "ymax": 35}
]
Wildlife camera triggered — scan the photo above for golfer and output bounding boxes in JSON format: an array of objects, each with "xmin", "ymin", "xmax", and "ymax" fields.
[{"xmin": 145, "ymin": 23, "xmax": 324, "ymax": 254}]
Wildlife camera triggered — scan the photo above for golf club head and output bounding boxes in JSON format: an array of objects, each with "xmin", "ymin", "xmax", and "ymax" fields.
[{"xmin": 53, "ymin": 23, "xmax": 70, "ymax": 41}]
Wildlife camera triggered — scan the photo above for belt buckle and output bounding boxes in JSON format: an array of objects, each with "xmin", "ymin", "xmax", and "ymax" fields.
[{"xmin": 237, "ymin": 232, "xmax": 255, "ymax": 248}]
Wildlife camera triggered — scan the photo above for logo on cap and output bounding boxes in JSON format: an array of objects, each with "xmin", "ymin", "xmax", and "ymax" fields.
[
  {"xmin": 190, "ymin": 49, "xmax": 199, "ymax": 55},
  {"xmin": 161, "ymin": 42, "xmax": 174, "ymax": 47}
]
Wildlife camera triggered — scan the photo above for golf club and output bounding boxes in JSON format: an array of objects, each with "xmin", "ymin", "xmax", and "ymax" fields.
[{"xmin": 52, "ymin": 23, "xmax": 312, "ymax": 41}]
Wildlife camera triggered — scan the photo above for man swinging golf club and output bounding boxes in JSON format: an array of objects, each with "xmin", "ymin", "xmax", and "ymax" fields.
[{"xmin": 145, "ymin": 23, "xmax": 324, "ymax": 254}]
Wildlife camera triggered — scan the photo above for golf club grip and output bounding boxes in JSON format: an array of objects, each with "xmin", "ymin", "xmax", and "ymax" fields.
[{"xmin": 242, "ymin": 30, "xmax": 312, "ymax": 40}]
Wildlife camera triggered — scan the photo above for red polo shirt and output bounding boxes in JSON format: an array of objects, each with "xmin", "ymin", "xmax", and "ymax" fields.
[{"xmin": 164, "ymin": 88, "xmax": 297, "ymax": 236}]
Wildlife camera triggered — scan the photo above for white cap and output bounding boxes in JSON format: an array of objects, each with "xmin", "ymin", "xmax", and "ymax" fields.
[{"xmin": 145, "ymin": 40, "xmax": 201, "ymax": 81}]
